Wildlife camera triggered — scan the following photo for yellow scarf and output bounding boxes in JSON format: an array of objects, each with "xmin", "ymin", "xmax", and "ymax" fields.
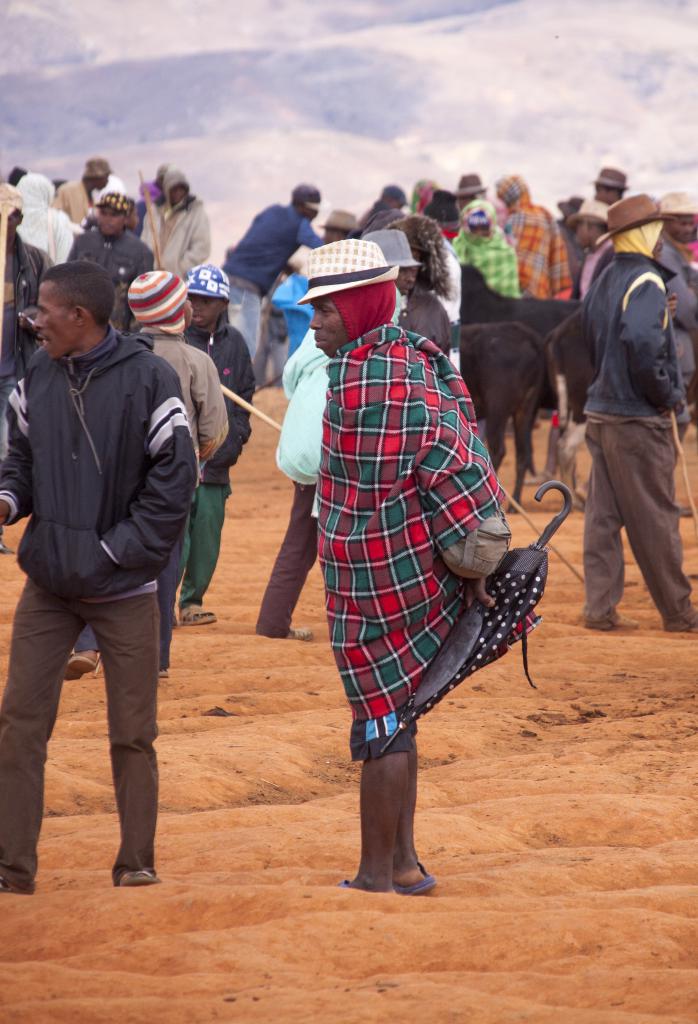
[{"xmin": 613, "ymin": 221, "xmax": 663, "ymax": 257}]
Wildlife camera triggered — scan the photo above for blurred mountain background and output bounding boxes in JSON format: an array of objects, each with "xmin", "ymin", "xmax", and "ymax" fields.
[{"xmin": 2, "ymin": 0, "xmax": 696, "ymax": 259}]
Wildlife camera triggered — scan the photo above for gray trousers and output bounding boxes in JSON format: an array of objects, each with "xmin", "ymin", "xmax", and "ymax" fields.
[
  {"xmin": 0, "ymin": 581, "xmax": 159, "ymax": 892},
  {"xmin": 583, "ymin": 418, "xmax": 695, "ymax": 628}
]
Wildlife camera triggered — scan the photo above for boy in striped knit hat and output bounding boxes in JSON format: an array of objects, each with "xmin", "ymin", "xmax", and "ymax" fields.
[{"xmin": 69, "ymin": 271, "xmax": 228, "ymax": 679}]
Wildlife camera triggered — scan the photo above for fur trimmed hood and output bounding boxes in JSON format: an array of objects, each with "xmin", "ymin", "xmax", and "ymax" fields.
[{"xmin": 388, "ymin": 215, "xmax": 453, "ymax": 300}]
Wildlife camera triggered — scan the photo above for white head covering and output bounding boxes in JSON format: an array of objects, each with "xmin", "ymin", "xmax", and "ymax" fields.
[{"xmin": 16, "ymin": 172, "xmax": 74, "ymax": 264}]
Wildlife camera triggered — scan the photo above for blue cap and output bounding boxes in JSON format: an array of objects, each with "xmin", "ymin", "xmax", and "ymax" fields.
[{"xmin": 186, "ymin": 264, "xmax": 230, "ymax": 300}]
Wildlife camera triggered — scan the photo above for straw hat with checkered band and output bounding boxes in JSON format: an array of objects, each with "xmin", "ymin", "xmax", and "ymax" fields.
[{"xmin": 298, "ymin": 239, "xmax": 398, "ymax": 305}]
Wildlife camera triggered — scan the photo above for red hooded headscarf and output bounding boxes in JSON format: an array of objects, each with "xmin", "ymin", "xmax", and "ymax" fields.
[{"xmin": 331, "ymin": 280, "xmax": 396, "ymax": 342}]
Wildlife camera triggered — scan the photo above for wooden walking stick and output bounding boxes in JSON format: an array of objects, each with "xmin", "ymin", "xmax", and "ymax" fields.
[
  {"xmin": 670, "ymin": 410, "xmax": 698, "ymax": 546},
  {"xmin": 139, "ymin": 171, "xmax": 162, "ymax": 270},
  {"xmin": 501, "ymin": 485, "xmax": 585, "ymax": 584},
  {"xmin": 220, "ymin": 383, "xmax": 282, "ymax": 433}
]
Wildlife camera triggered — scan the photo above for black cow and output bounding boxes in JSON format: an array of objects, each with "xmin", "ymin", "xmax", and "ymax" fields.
[
  {"xmin": 460, "ymin": 265, "xmax": 580, "ymax": 338},
  {"xmin": 460, "ymin": 322, "xmax": 544, "ymax": 505}
]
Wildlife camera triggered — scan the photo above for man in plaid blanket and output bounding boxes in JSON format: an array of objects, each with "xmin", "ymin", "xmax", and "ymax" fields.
[{"xmin": 299, "ymin": 239, "xmax": 509, "ymax": 895}]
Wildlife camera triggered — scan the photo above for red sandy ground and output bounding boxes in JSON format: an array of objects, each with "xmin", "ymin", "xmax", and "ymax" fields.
[{"xmin": 1, "ymin": 391, "xmax": 697, "ymax": 1023}]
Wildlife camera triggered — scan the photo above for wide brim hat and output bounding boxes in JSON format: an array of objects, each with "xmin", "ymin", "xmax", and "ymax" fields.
[
  {"xmin": 595, "ymin": 194, "xmax": 669, "ymax": 246},
  {"xmin": 568, "ymin": 198, "xmax": 609, "ymax": 229},
  {"xmin": 298, "ymin": 239, "xmax": 397, "ymax": 305},
  {"xmin": 363, "ymin": 229, "xmax": 421, "ymax": 268},
  {"xmin": 455, "ymin": 173, "xmax": 485, "ymax": 198},
  {"xmin": 320, "ymin": 209, "xmax": 358, "ymax": 232},
  {"xmin": 659, "ymin": 191, "xmax": 698, "ymax": 217},
  {"xmin": 593, "ymin": 167, "xmax": 628, "ymax": 191}
]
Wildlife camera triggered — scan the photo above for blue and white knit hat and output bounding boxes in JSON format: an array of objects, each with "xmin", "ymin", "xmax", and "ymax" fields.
[{"xmin": 186, "ymin": 264, "xmax": 230, "ymax": 301}]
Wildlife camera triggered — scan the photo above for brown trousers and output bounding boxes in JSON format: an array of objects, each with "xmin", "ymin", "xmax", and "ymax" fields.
[
  {"xmin": 0, "ymin": 580, "xmax": 159, "ymax": 892},
  {"xmin": 255, "ymin": 483, "xmax": 318, "ymax": 638},
  {"xmin": 583, "ymin": 418, "xmax": 695, "ymax": 628}
]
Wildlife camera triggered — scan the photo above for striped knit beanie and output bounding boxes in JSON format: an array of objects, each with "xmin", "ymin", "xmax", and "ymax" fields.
[{"xmin": 128, "ymin": 271, "xmax": 188, "ymax": 334}]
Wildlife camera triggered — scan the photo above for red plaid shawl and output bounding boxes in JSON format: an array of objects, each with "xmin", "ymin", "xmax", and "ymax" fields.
[{"xmin": 318, "ymin": 325, "xmax": 504, "ymax": 719}]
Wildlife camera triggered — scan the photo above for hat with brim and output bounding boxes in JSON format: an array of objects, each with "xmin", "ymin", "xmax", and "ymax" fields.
[
  {"xmin": 363, "ymin": 230, "xmax": 421, "ymax": 268},
  {"xmin": 595, "ymin": 194, "xmax": 669, "ymax": 246},
  {"xmin": 455, "ymin": 173, "xmax": 485, "ymax": 199},
  {"xmin": 568, "ymin": 198, "xmax": 609, "ymax": 229},
  {"xmin": 659, "ymin": 191, "xmax": 698, "ymax": 217},
  {"xmin": 593, "ymin": 167, "xmax": 628, "ymax": 191},
  {"xmin": 320, "ymin": 209, "xmax": 358, "ymax": 233},
  {"xmin": 298, "ymin": 239, "xmax": 398, "ymax": 305}
]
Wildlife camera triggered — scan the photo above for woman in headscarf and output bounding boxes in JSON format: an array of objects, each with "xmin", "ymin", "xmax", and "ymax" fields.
[
  {"xmin": 16, "ymin": 173, "xmax": 74, "ymax": 264},
  {"xmin": 410, "ymin": 179, "xmax": 440, "ymax": 215},
  {"xmin": 453, "ymin": 199, "xmax": 521, "ymax": 297},
  {"xmin": 495, "ymin": 174, "xmax": 571, "ymax": 298}
]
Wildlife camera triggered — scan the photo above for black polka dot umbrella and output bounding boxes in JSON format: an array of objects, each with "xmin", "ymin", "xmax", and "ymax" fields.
[{"xmin": 381, "ymin": 481, "xmax": 573, "ymax": 753}]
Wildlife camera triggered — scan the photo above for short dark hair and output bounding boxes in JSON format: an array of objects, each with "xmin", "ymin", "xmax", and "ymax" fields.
[{"xmin": 42, "ymin": 262, "xmax": 115, "ymax": 326}]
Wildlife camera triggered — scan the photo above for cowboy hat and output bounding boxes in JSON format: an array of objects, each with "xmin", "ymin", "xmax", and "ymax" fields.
[
  {"xmin": 659, "ymin": 191, "xmax": 698, "ymax": 217},
  {"xmin": 319, "ymin": 209, "xmax": 358, "ymax": 233},
  {"xmin": 568, "ymin": 198, "xmax": 609, "ymax": 228},
  {"xmin": 455, "ymin": 173, "xmax": 486, "ymax": 199},
  {"xmin": 593, "ymin": 167, "xmax": 628, "ymax": 191},
  {"xmin": 298, "ymin": 239, "xmax": 397, "ymax": 305},
  {"xmin": 595, "ymin": 194, "xmax": 668, "ymax": 246}
]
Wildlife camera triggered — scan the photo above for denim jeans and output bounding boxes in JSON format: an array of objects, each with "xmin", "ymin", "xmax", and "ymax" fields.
[{"xmin": 228, "ymin": 283, "xmax": 262, "ymax": 358}]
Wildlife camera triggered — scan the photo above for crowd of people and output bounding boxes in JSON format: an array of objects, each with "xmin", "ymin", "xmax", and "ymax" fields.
[{"xmin": 0, "ymin": 152, "xmax": 696, "ymax": 896}]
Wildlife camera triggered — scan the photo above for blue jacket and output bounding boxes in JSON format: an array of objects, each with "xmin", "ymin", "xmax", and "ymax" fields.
[
  {"xmin": 223, "ymin": 204, "xmax": 322, "ymax": 294},
  {"xmin": 0, "ymin": 330, "xmax": 197, "ymax": 599},
  {"xmin": 583, "ymin": 253, "xmax": 684, "ymax": 418}
]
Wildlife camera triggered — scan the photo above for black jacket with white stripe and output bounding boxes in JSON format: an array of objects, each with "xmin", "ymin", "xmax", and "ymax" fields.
[{"xmin": 0, "ymin": 328, "xmax": 198, "ymax": 600}]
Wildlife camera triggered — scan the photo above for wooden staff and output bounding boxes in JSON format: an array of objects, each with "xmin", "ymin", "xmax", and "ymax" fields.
[
  {"xmin": 502, "ymin": 485, "xmax": 585, "ymax": 584},
  {"xmin": 220, "ymin": 383, "xmax": 282, "ymax": 433},
  {"xmin": 218, "ymin": 382, "xmax": 583, "ymax": 583},
  {"xmin": 138, "ymin": 171, "xmax": 162, "ymax": 270},
  {"xmin": 0, "ymin": 199, "xmax": 13, "ymax": 356},
  {"xmin": 670, "ymin": 409, "xmax": 698, "ymax": 546}
]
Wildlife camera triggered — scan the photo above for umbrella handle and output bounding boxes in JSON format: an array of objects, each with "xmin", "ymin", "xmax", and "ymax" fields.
[{"xmin": 532, "ymin": 480, "xmax": 573, "ymax": 549}]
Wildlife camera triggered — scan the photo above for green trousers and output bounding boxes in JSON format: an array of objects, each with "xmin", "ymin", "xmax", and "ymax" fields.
[{"xmin": 179, "ymin": 482, "xmax": 231, "ymax": 609}]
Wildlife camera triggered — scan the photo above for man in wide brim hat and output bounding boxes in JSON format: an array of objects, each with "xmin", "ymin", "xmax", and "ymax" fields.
[
  {"xmin": 318, "ymin": 209, "xmax": 358, "ymax": 243},
  {"xmin": 455, "ymin": 173, "xmax": 486, "ymax": 211},
  {"xmin": 299, "ymin": 238, "xmax": 508, "ymax": 895},
  {"xmin": 593, "ymin": 167, "xmax": 628, "ymax": 205},
  {"xmin": 581, "ymin": 192, "xmax": 698, "ymax": 634},
  {"xmin": 594, "ymin": 193, "xmax": 669, "ymax": 246}
]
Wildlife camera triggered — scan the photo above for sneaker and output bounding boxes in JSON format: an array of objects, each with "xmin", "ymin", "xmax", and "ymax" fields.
[
  {"xmin": 65, "ymin": 650, "xmax": 101, "ymax": 680},
  {"xmin": 117, "ymin": 869, "xmax": 161, "ymax": 887},
  {"xmin": 584, "ymin": 612, "xmax": 639, "ymax": 631}
]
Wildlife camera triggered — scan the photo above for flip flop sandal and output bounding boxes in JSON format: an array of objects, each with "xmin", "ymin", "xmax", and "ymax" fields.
[
  {"xmin": 180, "ymin": 609, "xmax": 217, "ymax": 626},
  {"xmin": 288, "ymin": 627, "xmax": 313, "ymax": 642},
  {"xmin": 393, "ymin": 861, "xmax": 437, "ymax": 896}
]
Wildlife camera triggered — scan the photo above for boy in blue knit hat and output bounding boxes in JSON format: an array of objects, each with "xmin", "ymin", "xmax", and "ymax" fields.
[{"xmin": 180, "ymin": 265, "xmax": 255, "ymax": 625}]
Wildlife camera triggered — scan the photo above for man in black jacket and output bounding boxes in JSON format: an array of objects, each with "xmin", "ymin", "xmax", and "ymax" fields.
[
  {"xmin": 68, "ymin": 192, "xmax": 154, "ymax": 331},
  {"xmin": 180, "ymin": 264, "xmax": 254, "ymax": 625},
  {"xmin": 582, "ymin": 194, "xmax": 698, "ymax": 633},
  {"xmin": 0, "ymin": 262, "xmax": 197, "ymax": 894}
]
